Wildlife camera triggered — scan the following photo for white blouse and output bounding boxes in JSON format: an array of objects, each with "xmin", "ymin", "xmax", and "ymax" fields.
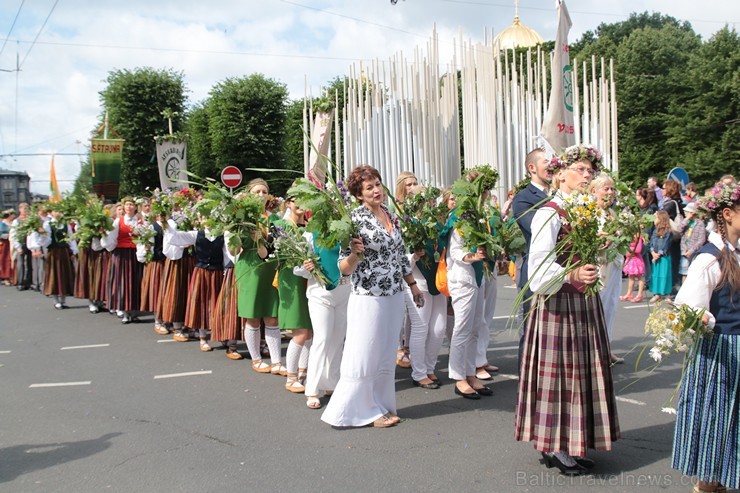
[{"xmin": 527, "ymin": 192, "xmax": 570, "ymax": 295}]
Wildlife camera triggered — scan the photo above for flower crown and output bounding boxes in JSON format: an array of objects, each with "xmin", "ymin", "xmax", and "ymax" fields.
[
  {"xmin": 547, "ymin": 144, "xmax": 603, "ymax": 173},
  {"xmin": 697, "ymin": 183, "xmax": 740, "ymax": 216}
]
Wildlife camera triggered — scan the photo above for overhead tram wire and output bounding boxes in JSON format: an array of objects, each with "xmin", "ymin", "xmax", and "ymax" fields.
[
  {"xmin": 0, "ymin": 0, "xmax": 25, "ymax": 59},
  {"xmin": 18, "ymin": 0, "xmax": 59, "ymax": 70}
]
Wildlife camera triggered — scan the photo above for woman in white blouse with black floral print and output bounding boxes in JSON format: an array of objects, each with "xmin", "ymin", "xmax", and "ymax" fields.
[{"xmin": 321, "ymin": 165, "xmax": 423, "ymax": 429}]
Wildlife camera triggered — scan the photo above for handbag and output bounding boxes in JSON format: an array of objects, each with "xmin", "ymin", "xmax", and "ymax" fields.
[
  {"xmin": 435, "ymin": 247, "xmax": 450, "ymax": 297},
  {"xmin": 667, "ymin": 200, "xmax": 684, "ymax": 241}
]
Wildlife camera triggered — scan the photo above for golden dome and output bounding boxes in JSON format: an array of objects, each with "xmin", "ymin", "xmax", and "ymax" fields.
[{"xmin": 494, "ymin": 15, "xmax": 544, "ymax": 50}]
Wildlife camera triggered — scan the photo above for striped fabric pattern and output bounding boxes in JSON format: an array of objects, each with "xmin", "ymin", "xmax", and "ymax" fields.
[
  {"xmin": 157, "ymin": 256, "xmax": 195, "ymax": 324},
  {"xmin": 184, "ymin": 266, "xmax": 223, "ymax": 330},
  {"xmin": 89, "ymin": 249, "xmax": 108, "ymax": 304},
  {"xmin": 672, "ymin": 334, "xmax": 739, "ymax": 489},
  {"xmin": 515, "ymin": 291, "xmax": 620, "ymax": 457},
  {"xmin": 140, "ymin": 259, "xmax": 164, "ymax": 313},
  {"xmin": 108, "ymin": 248, "xmax": 143, "ymax": 312},
  {"xmin": 210, "ymin": 267, "xmax": 240, "ymax": 342},
  {"xmin": 43, "ymin": 248, "xmax": 75, "ymax": 297},
  {"xmin": 74, "ymin": 247, "xmax": 90, "ymax": 299}
]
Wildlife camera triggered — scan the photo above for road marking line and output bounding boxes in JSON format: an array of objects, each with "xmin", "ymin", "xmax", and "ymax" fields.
[
  {"xmin": 497, "ymin": 373, "xmax": 519, "ymax": 381},
  {"xmin": 153, "ymin": 370, "xmax": 212, "ymax": 380},
  {"xmin": 623, "ymin": 304, "xmax": 650, "ymax": 310},
  {"xmin": 491, "ymin": 315, "xmax": 513, "ymax": 320},
  {"xmin": 0, "ymin": 350, "xmax": 11, "ymax": 354},
  {"xmin": 616, "ymin": 396, "xmax": 646, "ymax": 406},
  {"xmin": 61, "ymin": 344, "xmax": 110, "ymax": 350},
  {"xmin": 487, "ymin": 345, "xmax": 519, "ymax": 352},
  {"xmin": 29, "ymin": 381, "xmax": 91, "ymax": 388},
  {"xmin": 157, "ymin": 339, "xmax": 177, "ymax": 343}
]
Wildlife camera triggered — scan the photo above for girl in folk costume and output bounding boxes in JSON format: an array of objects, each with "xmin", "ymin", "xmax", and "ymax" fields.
[
  {"xmin": 137, "ymin": 215, "xmax": 167, "ymax": 335},
  {"xmin": 74, "ymin": 233, "xmax": 91, "ymax": 303},
  {"xmin": 164, "ymin": 218, "xmax": 228, "ymax": 352},
  {"xmin": 515, "ymin": 145, "xmax": 619, "ymax": 475},
  {"xmin": 321, "ymin": 166, "xmax": 422, "ymax": 428},
  {"xmin": 102, "ymin": 198, "xmax": 143, "ymax": 324},
  {"xmin": 590, "ymin": 173, "xmax": 626, "ymax": 364},
  {"xmin": 210, "ymin": 237, "xmax": 242, "ymax": 360},
  {"xmin": 43, "ymin": 210, "xmax": 77, "ymax": 309},
  {"xmin": 294, "ymin": 231, "xmax": 351, "ymax": 409},
  {"xmin": 273, "ymin": 197, "xmax": 313, "ymax": 393},
  {"xmin": 157, "ymin": 215, "xmax": 195, "ymax": 340},
  {"xmin": 443, "ymin": 193, "xmax": 492, "ymax": 400},
  {"xmin": 235, "ymin": 179, "xmax": 282, "ymax": 375},
  {"xmin": 672, "ymin": 183, "xmax": 740, "ymax": 493},
  {"xmin": 393, "ymin": 171, "xmax": 418, "ymax": 369},
  {"xmin": 649, "ymin": 211, "xmax": 674, "ymax": 303}
]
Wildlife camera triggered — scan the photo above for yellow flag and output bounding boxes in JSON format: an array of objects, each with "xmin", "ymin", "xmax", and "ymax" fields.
[{"xmin": 50, "ymin": 154, "xmax": 61, "ymax": 202}]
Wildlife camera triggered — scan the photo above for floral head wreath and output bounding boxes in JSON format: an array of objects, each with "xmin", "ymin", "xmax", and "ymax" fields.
[
  {"xmin": 697, "ymin": 183, "xmax": 740, "ymax": 216},
  {"xmin": 547, "ymin": 144, "xmax": 603, "ymax": 173}
]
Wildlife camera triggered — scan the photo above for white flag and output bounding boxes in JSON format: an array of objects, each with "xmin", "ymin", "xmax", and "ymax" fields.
[
  {"xmin": 156, "ymin": 139, "xmax": 187, "ymax": 190},
  {"xmin": 539, "ymin": 0, "xmax": 575, "ymax": 156},
  {"xmin": 308, "ymin": 110, "xmax": 334, "ymax": 184}
]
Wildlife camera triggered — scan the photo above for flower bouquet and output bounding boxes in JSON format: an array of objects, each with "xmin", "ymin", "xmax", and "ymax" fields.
[
  {"xmin": 500, "ymin": 219, "xmax": 526, "ymax": 259},
  {"xmin": 601, "ymin": 177, "xmax": 654, "ymax": 262},
  {"xmin": 557, "ymin": 191, "xmax": 608, "ymax": 296},
  {"xmin": 72, "ymin": 194, "xmax": 114, "ymax": 248},
  {"xmin": 449, "ymin": 165, "xmax": 503, "ymax": 275},
  {"xmin": 287, "ymin": 177, "xmax": 358, "ymax": 252},
  {"xmin": 14, "ymin": 206, "xmax": 45, "ymax": 244},
  {"xmin": 132, "ymin": 221, "xmax": 157, "ymax": 262},
  {"xmin": 643, "ymin": 301, "xmax": 710, "ymax": 363},
  {"xmin": 270, "ymin": 222, "xmax": 329, "ymax": 287},
  {"xmin": 194, "ymin": 182, "xmax": 269, "ymax": 253}
]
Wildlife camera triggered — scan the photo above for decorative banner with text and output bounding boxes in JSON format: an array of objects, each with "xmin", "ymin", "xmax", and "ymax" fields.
[
  {"xmin": 91, "ymin": 138, "xmax": 124, "ymax": 201},
  {"xmin": 308, "ymin": 110, "xmax": 334, "ymax": 184},
  {"xmin": 156, "ymin": 139, "xmax": 188, "ymax": 190},
  {"xmin": 539, "ymin": 0, "xmax": 575, "ymax": 156}
]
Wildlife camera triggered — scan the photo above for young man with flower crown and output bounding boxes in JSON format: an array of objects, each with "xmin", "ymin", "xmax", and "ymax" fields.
[
  {"xmin": 515, "ymin": 144, "xmax": 620, "ymax": 476},
  {"xmin": 671, "ymin": 182, "xmax": 740, "ymax": 493}
]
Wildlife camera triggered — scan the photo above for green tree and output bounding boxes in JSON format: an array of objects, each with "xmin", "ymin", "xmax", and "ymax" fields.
[
  {"xmin": 98, "ymin": 67, "xmax": 187, "ymax": 196},
  {"xmin": 72, "ymin": 158, "xmax": 93, "ymax": 197},
  {"xmin": 185, "ymin": 102, "xmax": 216, "ymax": 180},
  {"xmin": 665, "ymin": 27, "xmax": 740, "ymax": 189},
  {"xmin": 206, "ymin": 74, "xmax": 289, "ymax": 192}
]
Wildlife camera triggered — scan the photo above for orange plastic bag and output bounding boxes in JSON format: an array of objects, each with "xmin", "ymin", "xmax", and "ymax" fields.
[
  {"xmin": 435, "ymin": 247, "xmax": 450, "ymax": 297},
  {"xmin": 272, "ymin": 270, "xmax": 279, "ymax": 289}
]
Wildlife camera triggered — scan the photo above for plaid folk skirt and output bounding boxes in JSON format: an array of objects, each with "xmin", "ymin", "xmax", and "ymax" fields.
[
  {"xmin": 109, "ymin": 247, "xmax": 143, "ymax": 312},
  {"xmin": 140, "ymin": 259, "xmax": 164, "ymax": 313},
  {"xmin": 74, "ymin": 247, "xmax": 90, "ymax": 299},
  {"xmin": 43, "ymin": 247, "xmax": 75, "ymax": 297},
  {"xmin": 157, "ymin": 256, "xmax": 195, "ymax": 324},
  {"xmin": 210, "ymin": 267, "xmax": 240, "ymax": 342},
  {"xmin": 515, "ymin": 291, "xmax": 620, "ymax": 457},
  {"xmin": 184, "ymin": 266, "xmax": 223, "ymax": 331}
]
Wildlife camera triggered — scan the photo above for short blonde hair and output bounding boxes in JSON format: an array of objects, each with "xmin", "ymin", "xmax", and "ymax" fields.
[{"xmin": 588, "ymin": 173, "xmax": 614, "ymax": 194}]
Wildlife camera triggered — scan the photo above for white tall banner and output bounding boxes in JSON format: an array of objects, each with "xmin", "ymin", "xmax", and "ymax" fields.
[
  {"xmin": 539, "ymin": 0, "xmax": 575, "ymax": 155},
  {"xmin": 156, "ymin": 139, "xmax": 187, "ymax": 190},
  {"xmin": 308, "ymin": 110, "xmax": 334, "ymax": 184}
]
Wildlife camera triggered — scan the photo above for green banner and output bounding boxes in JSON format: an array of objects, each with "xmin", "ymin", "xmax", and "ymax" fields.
[{"xmin": 91, "ymin": 138, "xmax": 124, "ymax": 201}]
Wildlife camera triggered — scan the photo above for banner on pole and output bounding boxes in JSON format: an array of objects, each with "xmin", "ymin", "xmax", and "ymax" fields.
[
  {"xmin": 90, "ymin": 138, "xmax": 124, "ymax": 201},
  {"xmin": 308, "ymin": 110, "xmax": 334, "ymax": 184},
  {"xmin": 156, "ymin": 139, "xmax": 187, "ymax": 190},
  {"xmin": 49, "ymin": 154, "xmax": 61, "ymax": 202},
  {"xmin": 539, "ymin": 0, "xmax": 575, "ymax": 156}
]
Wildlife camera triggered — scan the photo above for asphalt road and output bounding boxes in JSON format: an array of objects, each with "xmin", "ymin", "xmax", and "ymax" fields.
[{"xmin": 0, "ymin": 276, "xmax": 725, "ymax": 493}]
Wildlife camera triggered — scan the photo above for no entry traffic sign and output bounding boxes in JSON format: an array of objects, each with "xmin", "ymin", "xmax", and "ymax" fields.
[{"xmin": 221, "ymin": 166, "xmax": 242, "ymax": 189}]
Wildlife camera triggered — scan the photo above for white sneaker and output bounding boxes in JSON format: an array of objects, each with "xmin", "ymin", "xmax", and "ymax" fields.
[
  {"xmin": 116, "ymin": 310, "xmax": 124, "ymax": 318},
  {"xmin": 54, "ymin": 302, "xmax": 63, "ymax": 310},
  {"xmin": 121, "ymin": 316, "xmax": 131, "ymax": 324}
]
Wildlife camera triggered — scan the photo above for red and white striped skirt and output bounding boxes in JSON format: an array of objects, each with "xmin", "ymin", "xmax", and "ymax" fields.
[
  {"xmin": 140, "ymin": 259, "xmax": 164, "ymax": 313},
  {"xmin": 210, "ymin": 267, "xmax": 241, "ymax": 342},
  {"xmin": 157, "ymin": 255, "xmax": 195, "ymax": 324},
  {"xmin": 43, "ymin": 247, "xmax": 75, "ymax": 297},
  {"xmin": 184, "ymin": 266, "xmax": 223, "ymax": 330},
  {"xmin": 108, "ymin": 247, "xmax": 143, "ymax": 312}
]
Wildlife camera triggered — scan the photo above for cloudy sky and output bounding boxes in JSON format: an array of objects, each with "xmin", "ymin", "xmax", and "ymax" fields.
[{"xmin": 0, "ymin": 0, "xmax": 736, "ymax": 195}]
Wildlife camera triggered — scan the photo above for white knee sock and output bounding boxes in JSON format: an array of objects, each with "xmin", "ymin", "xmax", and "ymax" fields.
[
  {"xmin": 286, "ymin": 339, "xmax": 302, "ymax": 376},
  {"xmin": 299, "ymin": 338, "xmax": 312, "ymax": 369},
  {"xmin": 244, "ymin": 322, "xmax": 262, "ymax": 361},
  {"xmin": 264, "ymin": 326, "xmax": 282, "ymax": 364}
]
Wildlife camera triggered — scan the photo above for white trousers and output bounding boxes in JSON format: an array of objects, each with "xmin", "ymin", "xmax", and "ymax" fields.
[
  {"xmin": 475, "ymin": 276, "xmax": 498, "ymax": 367},
  {"xmin": 448, "ymin": 280, "xmax": 485, "ymax": 381},
  {"xmin": 406, "ymin": 289, "xmax": 448, "ymax": 381},
  {"xmin": 304, "ymin": 283, "xmax": 350, "ymax": 397},
  {"xmin": 321, "ymin": 292, "xmax": 404, "ymax": 427}
]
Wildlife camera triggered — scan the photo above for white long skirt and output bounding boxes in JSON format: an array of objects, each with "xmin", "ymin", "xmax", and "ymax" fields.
[
  {"xmin": 321, "ymin": 291, "xmax": 405, "ymax": 427},
  {"xmin": 599, "ymin": 255, "xmax": 623, "ymax": 340}
]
